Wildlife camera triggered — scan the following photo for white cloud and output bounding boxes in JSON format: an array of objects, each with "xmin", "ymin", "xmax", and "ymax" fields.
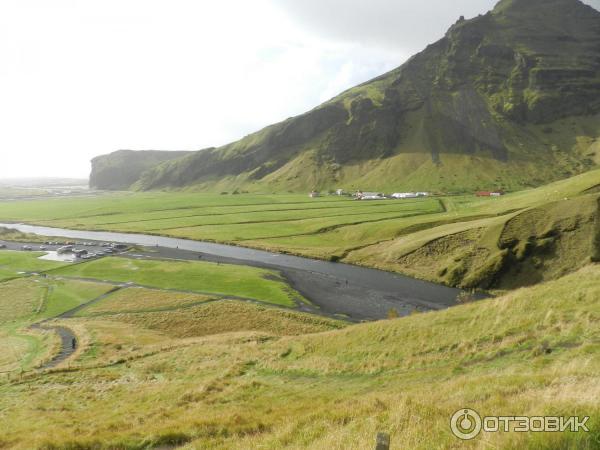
[{"xmin": 0, "ymin": 0, "xmax": 597, "ymax": 179}]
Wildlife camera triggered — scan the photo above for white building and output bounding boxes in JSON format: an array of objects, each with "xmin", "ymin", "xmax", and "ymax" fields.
[
  {"xmin": 391, "ymin": 192, "xmax": 418, "ymax": 199},
  {"xmin": 391, "ymin": 192, "xmax": 429, "ymax": 199}
]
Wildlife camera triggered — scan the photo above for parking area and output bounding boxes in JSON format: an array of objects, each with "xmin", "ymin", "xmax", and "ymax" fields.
[{"xmin": 0, "ymin": 239, "xmax": 129, "ymax": 262}]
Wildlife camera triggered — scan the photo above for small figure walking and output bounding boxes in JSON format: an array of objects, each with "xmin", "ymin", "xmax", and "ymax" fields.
[{"xmin": 71, "ymin": 337, "xmax": 76, "ymax": 350}]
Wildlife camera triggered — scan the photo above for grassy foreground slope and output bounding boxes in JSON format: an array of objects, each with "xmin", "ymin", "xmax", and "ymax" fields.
[{"xmin": 0, "ymin": 264, "xmax": 598, "ymax": 449}]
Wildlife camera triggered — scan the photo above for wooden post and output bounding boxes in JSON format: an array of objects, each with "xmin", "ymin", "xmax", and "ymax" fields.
[{"xmin": 376, "ymin": 432, "xmax": 390, "ymax": 450}]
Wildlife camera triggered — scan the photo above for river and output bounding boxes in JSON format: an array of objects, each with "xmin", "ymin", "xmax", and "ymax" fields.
[{"xmin": 0, "ymin": 222, "xmax": 464, "ymax": 320}]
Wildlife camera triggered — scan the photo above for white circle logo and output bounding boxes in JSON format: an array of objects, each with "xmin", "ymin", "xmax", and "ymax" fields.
[{"xmin": 450, "ymin": 408, "xmax": 482, "ymax": 440}]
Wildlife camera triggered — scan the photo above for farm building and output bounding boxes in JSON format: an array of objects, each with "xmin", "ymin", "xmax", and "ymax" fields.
[
  {"xmin": 355, "ymin": 191, "xmax": 386, "ymax": 200},
  {"xmin": 391, "ymin": 192, "xmax": 430, "ymax": 199},
  {"xmin": 391, "ymin": 192, "xmax": 418, "ymax": 199}
]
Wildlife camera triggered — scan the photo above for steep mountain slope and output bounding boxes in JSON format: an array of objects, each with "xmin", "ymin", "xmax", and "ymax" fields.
[
  {"xmin": 89, "ymin": 150, "xmax": 194, "ymax": 190},
  {"xmin": 128, "ymin": 0, "xmax": 600, "ymax": 193}
]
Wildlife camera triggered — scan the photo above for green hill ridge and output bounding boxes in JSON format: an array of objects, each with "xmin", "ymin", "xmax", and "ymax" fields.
[{"xmin": 90, "ymin": 0, "xmax": 600, "ymax": 193}]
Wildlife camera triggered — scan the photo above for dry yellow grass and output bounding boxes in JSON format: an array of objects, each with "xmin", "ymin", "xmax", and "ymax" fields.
[
  {"xmin": 57, "ymin": 318, "xmax": 176, "ymax": 366},
  {"xmin": 76, "ymin": 287, "xmax": 214, "ymax": 316},
  {"xmin": 0, "ymin": 278, "xmax": 45, "ymax": 325},
  {"xmin": 101, "ymin": 299, "xmax": 347, "ymax": 339},
  {"xmin": 0, "ymin": 266, "xmax": 598, "ymax": 449}
]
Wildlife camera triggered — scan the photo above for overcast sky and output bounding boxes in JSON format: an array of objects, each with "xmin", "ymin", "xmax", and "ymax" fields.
[{"xmin": 1, "ymin": 0, "xmax": 599, "ymax": 179}]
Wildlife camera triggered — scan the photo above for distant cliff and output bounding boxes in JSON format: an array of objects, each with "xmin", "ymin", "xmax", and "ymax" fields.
[{"xmin": 89, "ymin": 150, "xmax": 194, "ymax": 190}]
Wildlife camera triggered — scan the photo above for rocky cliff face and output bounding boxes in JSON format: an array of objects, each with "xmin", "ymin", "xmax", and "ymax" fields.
[
  {"xmin": 89, "ymin": 150, "xmax": 194, "ymax": 190},
  {"xmin": 98, "ymin": 0, "xmax": 600, "ymax": 192}
]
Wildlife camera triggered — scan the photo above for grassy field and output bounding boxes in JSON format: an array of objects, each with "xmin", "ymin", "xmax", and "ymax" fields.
[
  {"xmin": 63, "ymin": 294, "xmax": 347, "ymax": 366},
  {"xmin": 74, "ymin": 287, "xmax": 214, "ymax": 316},
  {"xmin": 0, "ymin": 250, "xmax": 67, "ymax": 281},
  {"xmin": 1, "ymin": 169, "xmax": 599, "ymax": 290},
  {"xmin": 0, "ymin": 263, "xmax": 597, "ymax": 449},
  {"xmin": 0, "ymin": 250, "xmax": 331, "ymax": 374},
  {"xmin": 51, "ymin": 257, "xmax": 305, "ymax": 307},
  {"xmin": 0, "ymin": 277, "xmax": 114, "ymax": 372},
  {"xmin": 1, "ymin": 190, "xmax": 599, "ymax": 448}
]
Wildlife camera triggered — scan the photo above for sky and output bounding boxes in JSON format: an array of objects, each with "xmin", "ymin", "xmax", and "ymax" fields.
[{"xmin": 1, "ymin": 0, "xmax": 599, "ymax": 179}]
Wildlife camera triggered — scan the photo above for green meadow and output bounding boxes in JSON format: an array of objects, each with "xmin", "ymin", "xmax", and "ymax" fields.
[
  {"xmin": 1, "ymin": 168, "xmax": 599, "ymax": 289},
  {"xmin": 50, "ymin": 257, "xmax": 303, "ymax": 307},
  {"xmin": 0, "ymin": 251, "xmax": 67, "ymax": 281}
]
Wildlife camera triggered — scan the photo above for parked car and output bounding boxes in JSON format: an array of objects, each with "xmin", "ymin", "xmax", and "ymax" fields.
[
  {"xmin": 0, "ymin": 244, "xmax": 6, "ymax": 249},
  {"xmin": 21, "ymin": 245, "xmax": 32, "ymax": 251},
  {"xmin": 39, "ymin": 245, "xmax": 47, "ymax": 251}
]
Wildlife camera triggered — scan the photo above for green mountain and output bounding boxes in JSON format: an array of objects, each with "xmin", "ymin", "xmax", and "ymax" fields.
[
  {"xmin": 89, "ymin": 150, "xmax": 195, "ymax": 190},
  {"xmin": 103, "ymin": 0, "xmax": 600, "ymax": 193}
]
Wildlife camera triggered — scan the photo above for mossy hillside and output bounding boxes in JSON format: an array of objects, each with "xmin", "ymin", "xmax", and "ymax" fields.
[
  {"xmin": 99, "ymin": 0, "xmax": 600, "ymax": 193},
  {"xmin": 349, "ymin": 194, "xmax": 599, "ymax": 290}
]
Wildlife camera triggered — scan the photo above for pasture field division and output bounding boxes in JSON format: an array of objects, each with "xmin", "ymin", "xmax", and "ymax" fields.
[
  {"xmin": 0, "ymin": 192, "xmax": 444, "ymax": 252},
  {"xmin": 50, "ymin": 257, "xmax": 305, "ymax": 307},
  {"xmin": 1, "ymin": 168, "xmax": 599, "ymax": 290},
  {"xmin": 0, "ymin": 264, "xmax": 598, "ymax": 449},
  {"xmin": 0, "ymin": 246, "xmax": 321, "ymax": 375}
]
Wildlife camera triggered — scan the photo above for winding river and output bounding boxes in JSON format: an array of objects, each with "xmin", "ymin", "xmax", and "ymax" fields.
[{"xmin": 1, "ymin": 222, "xmax": 463, "ymax": 320}]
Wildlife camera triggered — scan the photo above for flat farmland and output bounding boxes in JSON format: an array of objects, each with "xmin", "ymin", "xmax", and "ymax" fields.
[
  {"xmin": 1, "ymin": 168, "xmax": 599, "ymax": 278},
  {"xmin": 0, "ymin": 192, "xmax": 443, "ymax": 254}
]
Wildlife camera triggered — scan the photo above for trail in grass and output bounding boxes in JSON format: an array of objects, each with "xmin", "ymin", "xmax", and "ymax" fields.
[{"xmin": 30, "ymin": 286, "xmax": 122, "ymax": 369}]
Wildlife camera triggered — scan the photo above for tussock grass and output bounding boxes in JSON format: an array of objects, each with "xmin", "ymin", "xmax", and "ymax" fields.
[
  {"xmin": 75, "ymin": 287, "xmax": 214, "ymax": 316},
  {"xmin": 0, "ymin": 265, "xmax": 598, "ymax": 449},
  {"xmin": 99, "ymin": 299, "xmax": 347, "ymax": 339}
]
